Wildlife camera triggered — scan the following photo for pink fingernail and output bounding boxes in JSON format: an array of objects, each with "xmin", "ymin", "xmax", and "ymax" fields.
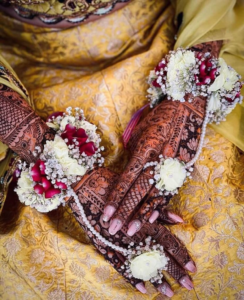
[
  {"xmin": 136, "ymin": 282, "xmax": 147, "ymax": 294},
  {"xmin": 179, "ymin": 276, "xmax": 194, "ymax": 290},
  {"xmin": 127, "ymin": 220, "xmax": 141, "ymax": 236},
  {"xmin": 149, "ymin": 210, "xmax": 159, "ymax": 223},
  {"xmin": 108, "ymin": 219, "xmax": 122, "ymax": 235},
  {"xmin": 103, "ymin": 205, "xmax": 116, "ymax": 222},
  {"xmin": 185, "ymin": 261, "xmax": 197, "ymax": 273},
  {"xmin": 168, "ymin": 212, "xmax": 184, "ymax": 223},
  {"xmin": 158, "ymin": 283, "xmax": 174, "ymax": 297}
]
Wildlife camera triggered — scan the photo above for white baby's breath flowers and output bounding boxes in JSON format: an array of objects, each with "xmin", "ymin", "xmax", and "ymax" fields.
[
  {"xmin": 155, "ymin": 158, "xmax": 187, "ymax": 192},
  {"xmin": 130, "ymin": 251, "xmax": 168, "ymax": 281}
]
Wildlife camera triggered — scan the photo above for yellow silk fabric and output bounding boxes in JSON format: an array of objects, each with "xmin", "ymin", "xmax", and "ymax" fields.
[
  {"xmin": 0, "ymin": 0, "xmax": 244, "ymax": 299},
  {"xmin": 173, "ymin": 0, "xmax": 244, "ymax": 151}
]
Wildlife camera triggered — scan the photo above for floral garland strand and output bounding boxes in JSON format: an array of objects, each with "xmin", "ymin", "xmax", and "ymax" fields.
[{"xmin": 15, "ymin": 107, "xmax": 104, "ymax": 213}]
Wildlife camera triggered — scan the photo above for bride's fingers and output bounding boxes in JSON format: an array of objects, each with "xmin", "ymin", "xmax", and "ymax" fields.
[
  {"xmin": 131, "ymin": 194, "xmax": 165, "ymax": 225},
  {"xmin": 153, "ymin": 209, "xmax": 184, "ymax": 224},
  {"xmin": 126, "ymin": 192, "xmax": 182, "ymax": 237},
  {"xmin": 135, "ymin": 282, "xmax": 147, "ymax": 294},
  {"xmin": 108, "ymin": 168, "xmax": 154, "ymax": 235},
  {"xmin": 156, "ymin": 225, "xmax": 197, "ymax": 273},
  {"xmin": 103, "ymin": 126, "xmax": 164, "ymax": 223},
  {"xmin": 152, "ymin": 279, "xmax": 174, "ymax": 298},
  {"xmin": 166, "ymin": 258, "xmax": 194, "ymax": 291}
]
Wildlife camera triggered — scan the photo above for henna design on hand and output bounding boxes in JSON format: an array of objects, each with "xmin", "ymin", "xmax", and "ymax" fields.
[
  {"xmin": 105, "ymin": 97, "xmax": 206, "ymax": 231},
  {"xmin": 68, "ymin": 168, "xmax": 193, "ymax": 290},
  {"xmin": 103, "ymin": 41, "xmax": 223, "ymax": 231},
  {"xmin": 0, "ymin": 86, "xmax": 55, "ymax": 163}
]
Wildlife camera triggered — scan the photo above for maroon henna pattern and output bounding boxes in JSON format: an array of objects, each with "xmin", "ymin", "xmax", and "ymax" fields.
[{"xmin": 0, "ymin": 86, "xmax": 55, "ymax": 163}]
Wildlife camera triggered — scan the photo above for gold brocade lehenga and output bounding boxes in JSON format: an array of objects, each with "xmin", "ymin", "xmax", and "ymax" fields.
[{"xmin": 0, "ymin": 0, "xmax": 244, "ymax": 299}]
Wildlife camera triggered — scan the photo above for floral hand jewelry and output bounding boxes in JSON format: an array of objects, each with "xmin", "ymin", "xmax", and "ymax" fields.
[
  {"xmin": 146, "ymin": 48, "xmax": 243, "ymax": 195},
  {"xmin": 120, "ymin": 237, "xmax": 169, "ymax": 283},
  {"xmin": 15, "ymin": 107, "xmax": 104, "ymax": 212},
  {"xmin": 148, "ymin": 48, "xmax": 242, "ymax": 123}
]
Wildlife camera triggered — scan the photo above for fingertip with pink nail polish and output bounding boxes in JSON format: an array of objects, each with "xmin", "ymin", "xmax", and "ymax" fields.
[
  {"xmin": 103, "ymin": 205, "xmax": 116, "ymax": 222},
  {"xmin": 149, "ymin": 210, "xmax": 159, "ymax": 223},
  {"xmin": 108, "ymin": 218, "xmax": 122, "ymax": 235},
  {"xmin": 158, "ymin": 283, "xmax": 174, "ymax": 297},
  {"xmin": 136, "ymin": 282, "xmax": 147, "ymax": 294},
  {"xmin": 168, "ymin": 212, "xmax": 184, "ymax": 223},
  {"xmin": 179, "ymin": 276, "xmax": 194, "ymax": 290},
  {"xmin": 185, "ymin": 261, "xmax": 197, "ymax": 273},
  {"xmin": 127, "ymin": 220, "xmax": 141, "ymax": 236}
]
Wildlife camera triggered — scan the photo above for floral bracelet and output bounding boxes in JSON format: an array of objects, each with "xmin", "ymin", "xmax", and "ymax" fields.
[{"xmin": 15, "ymin": 107, "xmax": 104, "ymax": 212}]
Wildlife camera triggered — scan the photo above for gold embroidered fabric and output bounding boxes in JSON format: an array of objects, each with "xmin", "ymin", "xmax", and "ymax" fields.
[
  {"xmin": 0, "ymin": 0, "xmax": 130, "ymax": 24},
  {"xmin": 0, "ymin": 0, "xmax": 244, "ymax": 299}
]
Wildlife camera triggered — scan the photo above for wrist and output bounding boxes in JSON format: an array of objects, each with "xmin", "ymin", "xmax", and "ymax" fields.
[
  {"xmin": 190, "ymin": 41, "xmax": 223, "ymax": 58},
  {"xmin": 0, "ymin": 88, "xmax": 55, "ymax": 163}
]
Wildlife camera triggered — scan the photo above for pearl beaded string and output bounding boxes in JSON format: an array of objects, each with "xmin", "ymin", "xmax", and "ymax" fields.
[
  {"xmin": 144, "ymin": 98, "xmax": 213, "ymax": 195},
  {"xmin": 71, "ymin": 190, "xmax": 128, "ymax": 255},
  {"xmin": 185, "ymin": 98, "xmax": 210, "ymax": 168}
]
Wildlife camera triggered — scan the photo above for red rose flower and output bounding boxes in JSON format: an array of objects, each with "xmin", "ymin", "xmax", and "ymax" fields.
[
  {"xmin": 31, "ymin": 160, "xmax": 66, "ymax": 199},
  {"xmin": 61, "ymin": 124, "xmax": 96, "ymax": 156}
]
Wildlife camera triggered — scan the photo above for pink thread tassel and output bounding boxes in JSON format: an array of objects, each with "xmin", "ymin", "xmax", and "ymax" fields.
[{"xmin": 122, "ymin": 104, "xmax": 149, "ymax": 148}]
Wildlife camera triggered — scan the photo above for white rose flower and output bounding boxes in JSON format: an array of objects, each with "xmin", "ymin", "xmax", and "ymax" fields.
[
  {"xmin": 209, "ymin": 58, "xmax": 238, "ymax": 92},
  {"xmin": 208, "ymin": 92, "xmax": 221, "ymax": 112},
  {"xmin": 79, "ymin": 120, "xmax": 97, "ymax": 134},
  {"xmin": 130, "ymin": 251, "xmax": 168, "ymax": 281},
  {"xmin": 156, "ymin": 158, "xmax": 187, "ymax": 191},
  {"xmin": 15, "ymin": 171, "xmax": 33, "ymax": 200},
  {"xmin": 48, "ymin": 136, "xmax": 86, "ymax": 176},
  {"xmin": 167, "ymin": 50, "xmax": 196, "ymax": 100},
  {"xmin": 60, "ymin": 116, "xmax": 76, "ymax": 131}
]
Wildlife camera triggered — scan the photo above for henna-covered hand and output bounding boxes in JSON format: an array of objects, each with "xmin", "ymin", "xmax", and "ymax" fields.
[
  {"xmin": 102, "ymin": 41, "xmax": 223, "ymax": 238},
  {"xmin": 0, "ymin": 84, "xmax": 55, "ymax": 163},
  {"xmin": 68, "ymin": 168, "xmax": 196, "ymax": 297},
  {"xmin": 0, "ymin": 81, "xmax": 196, "ymax": 297}
]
